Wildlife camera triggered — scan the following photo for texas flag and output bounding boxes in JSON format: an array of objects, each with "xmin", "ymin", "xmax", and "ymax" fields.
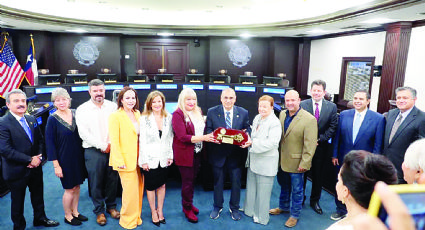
[{"xmin": 24, "ymin": 40, "xmax": 38, "ymax": 86}]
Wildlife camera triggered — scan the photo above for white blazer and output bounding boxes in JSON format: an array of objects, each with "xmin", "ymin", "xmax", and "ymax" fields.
[
  {"xmin": 138, "ymin": 112, "xmax": 173, "ymax": 169},
  {"xmin": 246, "ymin": 113, "xmax": 282, "ymax": 177}
]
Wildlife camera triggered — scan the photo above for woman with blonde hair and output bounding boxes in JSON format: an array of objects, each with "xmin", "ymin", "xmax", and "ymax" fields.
[
  {"xmin": 138, "ymin": 90, "xmax": 173, "ymax": 226},
  {"xmin": 108, "ymin": 87, "xmax": 144, "ymax": 229},
  {"xmin": 172, "ymin": 88, "xmax": 215, "ymax": 223},
  {"xmin": 45, "ymin": 87, "xmax": 87, "ymax": 226}
]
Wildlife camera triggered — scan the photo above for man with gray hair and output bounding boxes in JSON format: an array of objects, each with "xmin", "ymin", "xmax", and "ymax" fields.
[
  {"xmin": 383, "ymin": 86, "xmax": 425, "ymax": 184},
  {"xmin": 75, "ymin": 79, "xmax": 119, "ymax": 226},
  {"xmin": 0, "ymin": 89, "xmax": 59, "ymax": 230}
]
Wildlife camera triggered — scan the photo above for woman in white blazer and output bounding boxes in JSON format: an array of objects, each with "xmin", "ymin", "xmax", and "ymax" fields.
[
  {"xmin": 138, "ymin": 90, "xmax": 173, "ymax": 227},
  {"xmin": 243, "ymin": 95, "xmax": 282, "ymax": 225}
]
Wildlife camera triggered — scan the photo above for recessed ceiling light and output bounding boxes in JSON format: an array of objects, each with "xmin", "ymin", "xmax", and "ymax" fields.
[
  {"xmin": 307, "ymin": 29, "xmax": 326, "ymax": 34},
  {"xmin": 65, "ymin": 29, "xmax": 88, "ymax": 33},
  {"xmin": 361, "ymin": 18, "xmax": 396, "ymax": 24},
  {"xmin": 157, "ymin": 32, "xmax": 174, "ymax": 36},
  {"xmin": 216, "ymin": 5, "xmax": 223, "ymax": 8},
  {"xmin": 240, "ymin": 33, "xmax": 253, "ymax": 38}
]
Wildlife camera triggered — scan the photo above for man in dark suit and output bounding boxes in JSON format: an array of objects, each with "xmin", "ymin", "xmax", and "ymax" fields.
[
  {"xmin": 0, "ymin": 89, "xmax": 59, "ymax": 230},
  {"xmin": 300, "ymin": 80, "xmax": 338, "ymax": 215},
  {"xmin": 331, "ymin": 89, "xmax": 385, "ymax": 221},
  {"xmin": 383, "ymin": 86, "xmax": 425, "ymax": 184},
  {"xmin": 206, "ymin": 88, "xmax": 251, "ymax": 221}
]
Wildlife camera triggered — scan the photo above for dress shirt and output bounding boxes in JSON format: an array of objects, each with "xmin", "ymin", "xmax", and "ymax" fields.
[
  {"xmin": 311, "ymin": 98, "xmax": 323, "ymax": 114},
  {"xmin": 398, "ymin": 106, "xmax": 413, "ymax": 124},
  {"xmin": 353, "ymin": 109, "xmax": 367, "ymax": 128},
  {"xmin": 223, "ymin": 106, "xmax": 234, "ymax": 128},
  {"xmin": 76, "ymin": 99, "xmax": 117, "ymax": 151},
  {"xmin": 9, "ymin": 111, "xmax": 29, "ymax": 127}
]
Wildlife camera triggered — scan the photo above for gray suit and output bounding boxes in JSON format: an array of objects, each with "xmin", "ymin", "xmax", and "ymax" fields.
[
  {"xmin": 244, "ymin": 113, "xmax": 282, "ymax": 225},
  {"xmin": 383, "ymin": 106, "xmax": 425, "ymax": 183}
]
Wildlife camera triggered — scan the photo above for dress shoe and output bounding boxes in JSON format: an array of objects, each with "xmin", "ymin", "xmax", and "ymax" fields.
[
  {"xmin": 183, "ymin": 209, "xmax": 198, "ymax": 223},
  {"xmin": 302, "ymin": 195, "xmax": 306, "ymax": 206},
  {"xmin": 73, "ymin": 213, "xmax": 88, "ymax": 222},
  {"xmin": 107, "ymin": 208, "xmax": 120, "ymax": 219},
  {"xmin": 96, "ymin": 213, "xmax": 107, "ymax": 226},
  {"xmin": 310, "ymin": 202, "xmax": 323, "ymax": 214},
  {"xmin": 269, "ymin": 207, "xmax": 289, "ymax": 215},
  {"xmin": 159, "ymin": 218, "xmax": 166, "ymax": 224},
  {"xmin": 284, "ymin": 217, "xmax": 298, "ymax": 228},
  {"xmin": 64, "ymin": 217, "xmax": 82, "ymax": 226},
  {"xmin": 33, "ymin": 218, "xmax": 60, "ymax": 227},
  {"xmin": 192, "ymin": 205, "xmax": 199, "ymax": 215}
]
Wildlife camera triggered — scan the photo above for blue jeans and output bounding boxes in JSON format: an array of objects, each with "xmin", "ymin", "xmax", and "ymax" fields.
[{"xmin": 276, "ymin": 168, "xmax": 304, "ymax": 219}]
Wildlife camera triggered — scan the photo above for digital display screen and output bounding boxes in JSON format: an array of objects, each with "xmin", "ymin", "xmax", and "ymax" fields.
[
  {"xmin": 35, "ymin": 87, "xmax": 56, "ymax": 94},
  {"xmin": 183, "ymin": 84, "xmax": 204, "ymax": 90},
  {"xmin": 208, "ymin": 85, "xmax": 230, "ymax": 91},
  {"xmin": 71, "ymin": 86, "xmax": 89, "ymax": 92},
  {"xmin": 165, "ymin": 102, "xmax": 178, "ymax": 114},
  {"xmin": 156, "ymin": 84, "xmax": 178, "ymax": 90},
  {"xmin": 234, "ymin": 86, "xmax": 256, "ymax": 92},
  {"xmin": 263, "ymin": 88, "xmax": 286, "ymax": 94},
  {"xmin": 130, "ymin": 84, "xmax": 151, "ymax": 90}
]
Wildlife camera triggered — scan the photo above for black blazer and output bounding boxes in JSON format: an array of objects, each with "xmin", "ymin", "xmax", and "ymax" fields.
[
  {"xmin": 0, "ymin": 113, "xmax": 45, "ymax": 181},
  {"xmin": 300, "ymin": 99, "xmax": 338, "ymax": 143},
  {"xmin": 205, "ymin": 105, "xmax": 251, "ymax": 168},
  {"xmin": 383, "ymin": 106, "xmax": 425, "ymax": 178}
]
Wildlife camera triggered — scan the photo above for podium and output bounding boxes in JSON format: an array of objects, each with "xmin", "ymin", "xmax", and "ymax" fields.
[
  {"xmin": 38, "ymin": 74, "xmax": 61, "ymax": 85},
  {"xmin": 66, "ymin": 73, "xmax": 88, "ymax": 84}
]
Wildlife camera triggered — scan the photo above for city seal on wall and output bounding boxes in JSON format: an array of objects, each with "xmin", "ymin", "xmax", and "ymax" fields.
[
  {"xmin": 73, "ymin": 40, "xmax": 100, "ymax": 66},
  {"xmin": 228, "ymin": 43, "xmax": 251, "ymax": 68}
]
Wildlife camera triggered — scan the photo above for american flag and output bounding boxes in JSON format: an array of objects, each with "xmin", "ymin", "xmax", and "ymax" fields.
[{"xmin": 0, "ymin": 42, "xmax": 25, "ymax": 98}]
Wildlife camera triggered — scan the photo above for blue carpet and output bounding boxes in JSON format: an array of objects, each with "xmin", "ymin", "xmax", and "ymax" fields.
[{"xmin": 0, "ymin": 164, "xmax": 336, "ymax": 229}]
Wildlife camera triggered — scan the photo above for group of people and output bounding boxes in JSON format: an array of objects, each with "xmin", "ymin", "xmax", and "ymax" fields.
[{"xmin": 0, "ymin": 78, "xmax": 424, "ymax": 230}]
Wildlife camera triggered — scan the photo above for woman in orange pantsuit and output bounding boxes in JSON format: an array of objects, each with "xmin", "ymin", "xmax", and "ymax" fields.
[{"xmin": 108, "ymin": 87, "xmax": 144, "ymax": 229}]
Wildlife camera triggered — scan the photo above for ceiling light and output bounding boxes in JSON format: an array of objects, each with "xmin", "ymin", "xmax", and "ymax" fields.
[
  {"xmin": 65, "ymin": 29, "xmax": 88, "ymax": 33},
  {"xmin": 0, "ymin": 21, "xmax": 5, "ymax": 25},
  {"xmin": 361, "ymin": 18, "xmax": 396, "ymax": 24},
  {"xmin": 157, "ymin": 32, "xmax": 174, "ymax": 36},
  {"xmin": 240, "ymin": 33, "xmax": 253, "ymax": 38},
  {"xmin": 307, "ymin": 29, "xmax": 326, "ymax": 34}
]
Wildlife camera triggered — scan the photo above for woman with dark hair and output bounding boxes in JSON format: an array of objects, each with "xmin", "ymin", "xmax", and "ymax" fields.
[
  {"xmin": 108, "ymin": 87, "xmax": 144, "ymax": 229},
  {"xmin": 327, "ymin": 150, "xmax": 397, "ymax": 230},
  {"xmin": 138, "ymin": 90, "xmax": 173, "ymax": 226}
]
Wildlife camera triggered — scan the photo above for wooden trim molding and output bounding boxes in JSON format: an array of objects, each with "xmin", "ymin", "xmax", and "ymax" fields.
[
  {"xmin": 296, "ymin": 39, "xmax": 311, "ymax": 97},
  {"xmin": 377, "ymin": 22, "xmax": 412, "ymax": 113}
]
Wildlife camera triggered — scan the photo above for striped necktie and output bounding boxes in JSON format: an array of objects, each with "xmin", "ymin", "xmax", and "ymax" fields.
[{"xmin": 225, "ymin": 111, "xmax": 231, "ymax": 129}]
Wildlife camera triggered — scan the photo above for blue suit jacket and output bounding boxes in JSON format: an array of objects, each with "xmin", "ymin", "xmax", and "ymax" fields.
[
  {"xmin": 206, "ymin": 105, "xmax": 251, "ymax": 168},
  {"xmin": 333, "ymin": 109, "xmax": 385, "ymax": 163}
]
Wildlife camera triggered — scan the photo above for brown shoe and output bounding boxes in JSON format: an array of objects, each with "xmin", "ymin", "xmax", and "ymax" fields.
[
  {"xmin": 107, "ymin": 209, "xmax": 120, "ymax": 219},
  {"xmin": 285, "ymin": 217, "xmax": 298, "ymax": 228},
  {"xmin": 269, "ymin": 207, "xmax": 289, "ymax": 215},
  {"xmin": 96, "ymin": 213, "xmax": 107, "ymax": 226}
]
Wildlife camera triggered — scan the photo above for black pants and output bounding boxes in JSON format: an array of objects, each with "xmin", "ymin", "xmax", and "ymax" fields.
[
  {"xmin": 6, "ymin": 167, "xmax": 46, "ymax": 230},
  {"xmin": 84, "ymin": 148, "xmax": 119, "ymax": 215},
  {"xmin": 303, "ymin": 143, "xmax": 328, "ymax": 203}
]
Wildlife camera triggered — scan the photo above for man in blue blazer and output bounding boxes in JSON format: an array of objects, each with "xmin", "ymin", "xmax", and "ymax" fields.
[
  {"xmin": 0, "ymin": 89, "xmax": 59, "ymax": 230},
  {"xmin": 206, "ymin": 88, "xmax": 251, "ymax": 221},
  {"xmin": 383, "ymin": 86, "xmax": 425, "ymax": 184},
  {"xmin": 331, "ymin": 89, "xmax": 385, "ymax": 221}
]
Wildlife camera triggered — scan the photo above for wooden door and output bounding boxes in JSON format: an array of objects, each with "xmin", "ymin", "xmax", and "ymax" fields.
[{"xmin": 137, "ymin": 42, "xmax": 188, "ymax": 81}]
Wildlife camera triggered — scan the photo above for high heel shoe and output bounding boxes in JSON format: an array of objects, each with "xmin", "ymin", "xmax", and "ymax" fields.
[
  {"xmin": 152, "ymin": 220, "xmax": 160, "ymax": 227},
  {"xmin": 159, "ymin": 218, "xmax": 166, "ymax": 224},
  {"xmin": 152, "ymin": 210, "xmax": 160, "ymax": 227}
]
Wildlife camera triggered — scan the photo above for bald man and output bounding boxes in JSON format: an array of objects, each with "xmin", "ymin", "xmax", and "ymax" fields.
[
  {"xmin": 270, "ymin": 90, "xmax": 318, "ymax": 228},
  {"xmin": 206, "ymin": 88, "xmax": 251, "ymax": 221}
]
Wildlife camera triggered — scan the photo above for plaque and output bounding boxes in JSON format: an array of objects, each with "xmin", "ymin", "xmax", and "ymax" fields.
[{"xmin": 213, "ymin": 127, "xmax": 249, "ymax": 146}]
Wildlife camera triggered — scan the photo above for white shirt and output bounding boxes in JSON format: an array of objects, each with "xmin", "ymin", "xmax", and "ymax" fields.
[
  {"xmin": 311, "ymin": 98, "xmax": 323, "ymax": 115},
  {"xmin": 9, "ymin": 111, "xmax": 29, "ymax": 126},
  {"xmin": 398, "ymin": 106, "xmax": 414, "ymax": 124},
  {"xmin": 75, "ymin": 99, "xmax": 117, "ymax": 151},
  {"xmin": 223, "ymin": 106, "xmax": 234, "ymax": 128}
]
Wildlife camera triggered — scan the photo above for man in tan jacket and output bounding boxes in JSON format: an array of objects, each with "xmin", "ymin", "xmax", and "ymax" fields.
[{"xmin": 269, "ymin": 90, "xmax": 318, "ymax": 228}]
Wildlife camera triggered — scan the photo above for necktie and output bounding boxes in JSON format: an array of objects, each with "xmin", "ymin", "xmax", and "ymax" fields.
[
  {"xmin": 225, "ymin": 111, "xmax": 231, "ymax": 129},
  {"xmin": 352, "ymin": 113, "xmax": 361, "ymax": 144},
  {"xmin": 314, "ymin": 102, "xmax": 320, "ymax": 122},
  {"xmin": 19, "ymin": 117, "xmax": 33, "ymax": 143},
  {"xmin": 389, "ymin": 114, "xmax": 403, "ymax": 143}
]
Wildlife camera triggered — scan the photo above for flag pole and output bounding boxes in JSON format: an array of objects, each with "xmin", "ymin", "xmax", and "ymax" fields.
[
  {"xmin": 30, "ymin": 34, "xmax": 35, "ymax": 58},
  {"xmin": 0, "ymin": 32, "xmax": 9, "ymax": 53}
]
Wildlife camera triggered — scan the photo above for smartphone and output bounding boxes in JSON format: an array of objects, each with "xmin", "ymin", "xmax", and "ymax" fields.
[{"xmin": 368, "ymin": 184, "xmax": 425, "ymax": 230}]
